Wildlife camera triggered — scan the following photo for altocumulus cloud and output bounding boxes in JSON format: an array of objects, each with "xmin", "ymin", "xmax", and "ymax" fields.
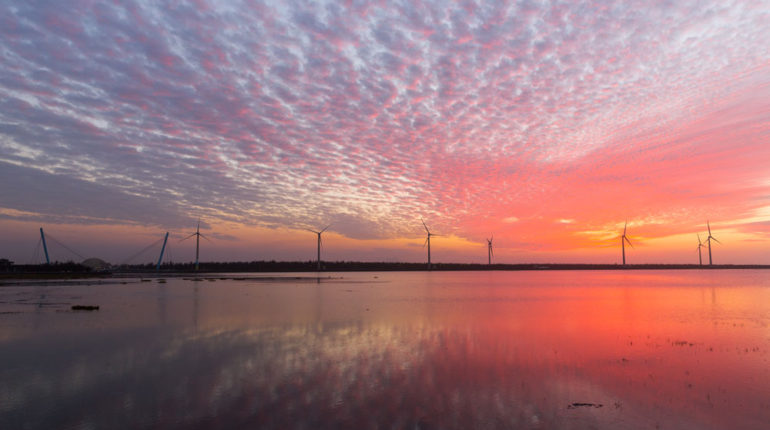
[{"xmin": 0, "ymin": 0, "xmax": 768, "ymax": 247}]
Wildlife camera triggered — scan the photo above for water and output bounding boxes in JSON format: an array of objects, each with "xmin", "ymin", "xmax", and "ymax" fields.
[{"xmin": 1, "ymin": 270, "xmax": 770, "ymax": 429}]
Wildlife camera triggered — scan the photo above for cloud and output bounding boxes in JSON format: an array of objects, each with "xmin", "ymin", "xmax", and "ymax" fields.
[
  {"xmin": 0, "ymin": 161, "xmax": 193, "ymax": 228},
  {"xmin": 0, "ymin": 0, "xmax": 768, "ymax": 262}
]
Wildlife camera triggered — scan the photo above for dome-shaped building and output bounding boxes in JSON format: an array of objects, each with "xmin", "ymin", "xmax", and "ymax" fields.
[{"xmin": 81, "ymin": 258, "xmax": 110, "ymax": 272}]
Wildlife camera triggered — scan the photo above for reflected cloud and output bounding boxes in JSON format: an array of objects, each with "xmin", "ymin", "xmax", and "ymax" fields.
[{"xmin": 2, "ymin": 272, "xmax": 770, "ymax": 428}]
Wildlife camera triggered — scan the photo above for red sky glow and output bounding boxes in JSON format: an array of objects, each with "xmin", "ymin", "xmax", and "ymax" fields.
[{"xmin": 1, "ymin": 0, "xmax": 769, "ymax": 265}]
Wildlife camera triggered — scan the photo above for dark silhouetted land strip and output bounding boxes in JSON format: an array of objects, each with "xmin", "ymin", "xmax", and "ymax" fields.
[
  {"xmin": 83, "ymin": 261, "xmax": 770, "ymax": 273},
  {"xmin": 122, "ymin": 261, "xmax": 770, "ymax": 273},
  {"xmin": 4, "ymin": 261, "xmax": 770, "ymax": 279}
]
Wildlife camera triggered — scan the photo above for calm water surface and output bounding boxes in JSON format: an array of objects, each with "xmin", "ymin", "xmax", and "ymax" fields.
[{"xmin": 1, "ymin": 270, "xmax": 770, "ymax": 429}]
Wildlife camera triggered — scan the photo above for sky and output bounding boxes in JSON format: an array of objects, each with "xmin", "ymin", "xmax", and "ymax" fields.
[{"xmin": 1, "ymin": 0, "xmax": 769, "ymax": 265}]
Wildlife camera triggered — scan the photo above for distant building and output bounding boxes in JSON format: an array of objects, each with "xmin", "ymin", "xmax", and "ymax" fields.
[
  {"xmin": 81, "ymin": 258, "xmax": 110, "ymax": 272},
  {"xmin": 0, "ymin": 258, "xmax": 12, "ymax": 272}
]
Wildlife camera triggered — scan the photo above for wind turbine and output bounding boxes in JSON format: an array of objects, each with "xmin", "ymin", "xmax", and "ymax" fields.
[
  {"xmin": 307, "ymin": 225, "xmax": 330, "ymax": 271},
  {"xmin": 705, "ymin": 221, "xmax": 720, "ymax": 265},
  {"xmin": 696, "ymin": 234, "xmax": 706, "ymax": 266},
  {"xmin": 620, "ymin": 221, "xmax": 633, "ymax": 265},
  {"xmin": 181, "ymin": 220, "xmax": 209, "ymax": 270},
  {"xmin": 421, "ymin": 218, "xmax": 439, "ymax": 270},
  {"xmin": 487, "ymin": 235, "xmax": 493, "ymax": 265}
]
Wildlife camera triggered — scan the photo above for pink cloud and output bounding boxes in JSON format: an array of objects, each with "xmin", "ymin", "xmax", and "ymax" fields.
[{"xmin": 0, "ymin": 0, "xmax": 768, "ymax": 263}]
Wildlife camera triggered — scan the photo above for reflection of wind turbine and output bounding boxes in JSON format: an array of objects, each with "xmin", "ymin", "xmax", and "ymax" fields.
[
  {"xmin": 422, "ymin": 218, "xmax": 439, "ymax": 270},
  {"xmin": 705, "ymin": 221, "xmax": 720, "ymax": 266},
  {"xmin": 696, "ymin": 234, "xmax": 706, "ymax": 266},
  {"xmin": 620, "ymin": 221, "xmax": 633, "ymax": 265},
  {"xmin": 307, "ymin": 225, "xmax": 330, "ymax": 271},
  {"xmin": 487, "ymin": 236, "xmax": 493, "ymax": 265},
  {"xmin": 181, "ymin": 220, "xmax": 209, "ymax": 271}
]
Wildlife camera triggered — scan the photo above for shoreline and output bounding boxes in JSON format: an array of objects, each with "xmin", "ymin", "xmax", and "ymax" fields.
[{"xmin": 2, "ymin": 262, "xmax": 770, "ymax": 282}]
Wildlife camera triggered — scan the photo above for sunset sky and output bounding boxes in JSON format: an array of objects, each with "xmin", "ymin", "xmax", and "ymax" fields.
[{"xmin": 1, "ymin": 0, "xmax": 769, "ymax": 265}]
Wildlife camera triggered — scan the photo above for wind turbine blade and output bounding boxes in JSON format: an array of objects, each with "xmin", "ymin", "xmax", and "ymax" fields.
[
  {"xmin": 423, "ymin": 237, "xmax": 428, "ymax": 248},
  {"xmin": 697, "ymin": 233, "xmax": 702, "ymax": 245},
  {"xmin": 306, "ymin": 228, "xmax": 319, "ymax": 234},
  {"xmin": 421, "ymin": 218, "xmax": 430, "ymax": 234},
  {"xmin": 179, "ymin": 233, "xmax": 196, "ymax": 242},
  {"xmin": 199, "ymin": 233, "xmax": 212, "ymax": 242},
  {"xmin": 707, "ymin": 221, "xmax": 711, "ymax": 235},
  {"xmin": 625, "ymin": 237, "xmax": 634, "ymax": 248},
  {"xmin": 623, "ymin": 220, "xmax": 627, "ymax": 236},
  {"xmin": 712, "ymin": 237, "xmax": 721, "ymax": 244},
  {"xmin": 320, "ymin": 224, "xmax": 331, "ymax": 233}
]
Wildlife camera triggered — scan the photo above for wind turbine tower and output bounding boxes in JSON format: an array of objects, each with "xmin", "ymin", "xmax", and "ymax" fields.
[
  {"xmin": 307, "ymin": 225, "xmax": 330, "ymax": 271},
  {"xmin": 621, "ymin": 221, "xmax": 634, "ymax": 265},
  {"xmin": 705, "ymin": 221, "xmax": 720, "ymax": 265},
  {"xmin": 181, "ymin": 221, "xmax": 208, "ymax": 270},
  {"xmin": 696, "ymin": 234, "xmax": 705, "ymax": 266},
  {"xmin": 487, "ymin": 236, "xmax": 493, "ymax": 265},
  {"xmin": 422, "ymin": 219, "xmax": 439, "ymax": 270}
]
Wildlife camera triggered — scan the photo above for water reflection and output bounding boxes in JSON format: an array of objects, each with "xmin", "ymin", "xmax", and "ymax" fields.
[{"xmin": 1, "ymin": 271, "xmax": 770, "ymax": 429}]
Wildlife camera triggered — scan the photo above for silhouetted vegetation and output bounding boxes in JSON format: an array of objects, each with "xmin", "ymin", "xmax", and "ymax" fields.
[
  {"xmin": 3, "ymin": 261, "xmax": 92, "ymax": 273},
  {"xmin": 4, "ymin": 260, "xmax": 770, "ymax": 277},
  {"xmin": 120, "ymin": 261, "xmax": 770, "ymax": 273}
]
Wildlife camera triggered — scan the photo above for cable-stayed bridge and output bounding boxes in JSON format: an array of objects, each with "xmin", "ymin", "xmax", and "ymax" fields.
[{"xmin": 32, "ymin": 228, "xmax": 172, "ymax": 270}]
